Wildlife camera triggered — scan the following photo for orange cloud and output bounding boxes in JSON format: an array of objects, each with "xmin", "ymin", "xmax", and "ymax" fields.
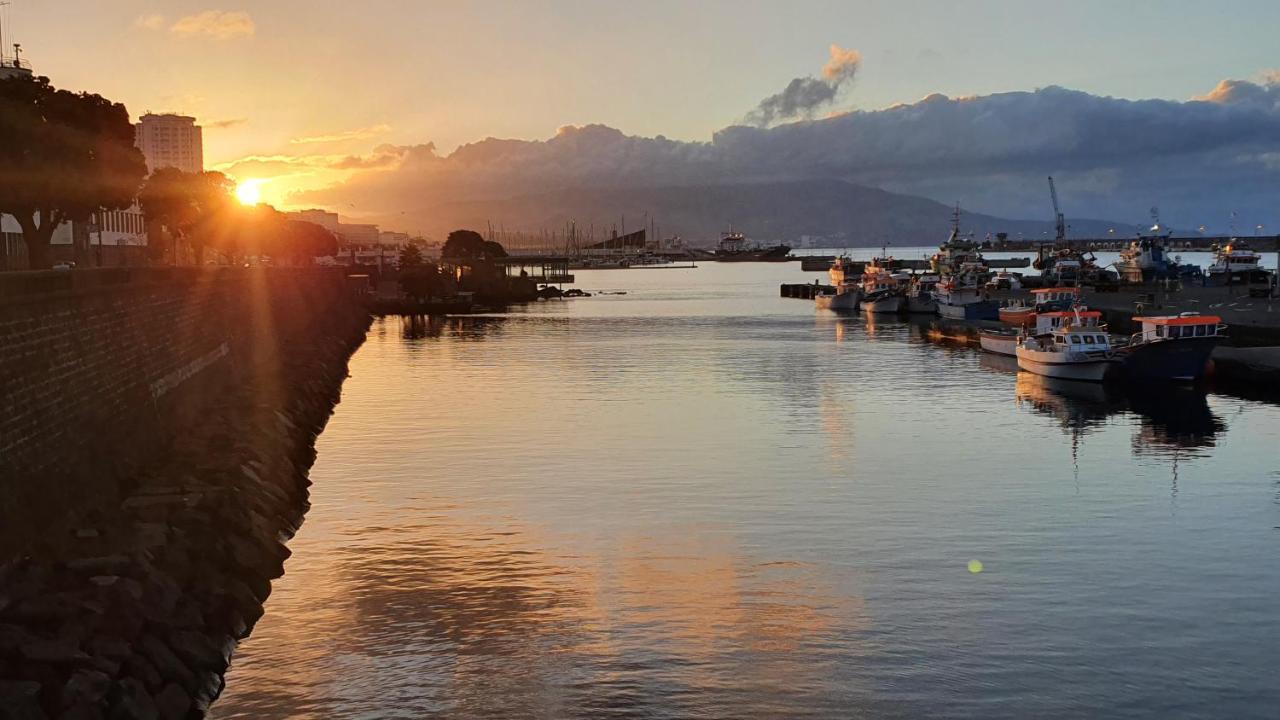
[
  {"xmin": 170, "ymin": 11, "xmax": 256, "ymax": 40},
  {"xmin": 290, "ymin": 124, "xmax": 393, "ymax": 145},
  {"xmin": 133, "ymin": 14, "xmax": 166, "ymax": 31}
]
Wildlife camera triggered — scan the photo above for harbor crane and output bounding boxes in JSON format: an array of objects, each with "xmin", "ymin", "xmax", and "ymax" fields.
[{"xmin": 1048, "ymin": 176, "xmax": 1066, "ymax": 243}]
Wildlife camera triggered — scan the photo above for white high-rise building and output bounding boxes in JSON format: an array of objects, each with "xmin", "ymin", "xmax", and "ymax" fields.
[{"xmin": 135, "ymin": 113, "xmax": 204, "ymax": 174}]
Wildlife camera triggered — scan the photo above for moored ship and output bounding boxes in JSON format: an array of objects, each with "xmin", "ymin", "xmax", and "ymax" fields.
[
  {"xmin": 708, "ymin": 230, "xmax": 791, "ymax": 262},
  {"xmin": 1117, "ymin": 313, "xmax": 1225, "ymax": 382},
  {"xmin": 1016, "ymin": 323, "xmax": 1118, "ymax": 382}
]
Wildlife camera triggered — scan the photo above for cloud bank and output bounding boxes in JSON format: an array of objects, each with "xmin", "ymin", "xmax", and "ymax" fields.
[{"xmin": 290, "ymin": 73, "xmax": 1280, "ymax": 236}]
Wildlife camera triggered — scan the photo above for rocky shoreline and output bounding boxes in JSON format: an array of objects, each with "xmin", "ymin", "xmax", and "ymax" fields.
[{"xmin": 0, "ymin": 303, "xmax": 370, "ymax": 719}]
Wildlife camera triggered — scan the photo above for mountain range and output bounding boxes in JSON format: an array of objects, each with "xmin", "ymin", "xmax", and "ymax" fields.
[{"xmin": 420, "ymin": 179, "xmax": 1139, "ymax": 248}]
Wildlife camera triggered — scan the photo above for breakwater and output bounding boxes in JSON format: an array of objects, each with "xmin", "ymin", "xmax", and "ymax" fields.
[{"xmin": 0, "ymin": 268, "xmax": 369, "ymax": 717}]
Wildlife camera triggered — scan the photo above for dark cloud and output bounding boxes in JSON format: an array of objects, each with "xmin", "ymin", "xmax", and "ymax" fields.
[
  {"xmin": 205, "ymin": 117, "xmax": 247, "ymax": 130},
  {"xmin": 746, "ymin": 45, "xmax": 862, "ymax": 127},
  {"xmin": 296, "ymin": 74, "xmax": 1280, "ymax": 234}
]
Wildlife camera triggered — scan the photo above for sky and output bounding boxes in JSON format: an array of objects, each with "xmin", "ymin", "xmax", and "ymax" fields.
[{"xmin": 7, "ymin": 1, "xmax": 1280, "ymax": 235}]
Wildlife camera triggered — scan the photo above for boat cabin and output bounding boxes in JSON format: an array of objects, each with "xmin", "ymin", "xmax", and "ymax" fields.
[
  {"xmin": 1031, "ymin": 287, "xmax": 1081, "ymax": 309},
  {"xmin": 1023, "ymin": 326, "xmax": 1113, "ymax": 354},
  {"xmin": 1131, "ymin": 314, "xmax": 1224, "ymax": 343},
  {"xmin": 1035, "ymin": 309, "xmax": 1102, "ymax": 334}
]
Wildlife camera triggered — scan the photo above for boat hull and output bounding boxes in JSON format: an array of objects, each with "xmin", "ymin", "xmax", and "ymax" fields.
[
  {"xmin": 1120, "ymin": 336, "xmax": 1221, "ymax": 382},
  {"xmin": 1016, "ymin": 350, "xmax": 1115, "ymax": 382},
  {"xmin": 938, "ymin": 300, "xmax": 998, "ymax": 321},
  {"xmin": 979, "ymin": 331, "xmax": 1019, "ymax": 356},
  {"xmin": 999, "ymin": 307, "xmax": 1036, "ymax": 326},
  {"xmin": 906, "ymin": 295, "xmax": 937, "ymax": 314},
  {"xmin": 862, "ymin": 295, "xmax": 903, "ymax": 313},
  {"xmin": 815, "ymin": 290, "xmax": 859, "ymax": 310}
]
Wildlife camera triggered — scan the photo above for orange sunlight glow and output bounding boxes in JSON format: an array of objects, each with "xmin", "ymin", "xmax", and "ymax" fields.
[{"xmin": 235, "ymin": 179, "xmax": 265, "ymax": 205}]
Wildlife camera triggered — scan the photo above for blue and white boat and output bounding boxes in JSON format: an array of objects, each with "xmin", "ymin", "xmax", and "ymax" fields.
[{"xmin": 1118, "ymin": 313, "xmax": 1226, "ymax": 382}]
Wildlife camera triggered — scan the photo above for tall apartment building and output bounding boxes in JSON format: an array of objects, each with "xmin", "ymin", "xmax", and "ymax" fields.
[{"xmin": 134, "ymin": 113, "xmax": 204, "ymax": 174}]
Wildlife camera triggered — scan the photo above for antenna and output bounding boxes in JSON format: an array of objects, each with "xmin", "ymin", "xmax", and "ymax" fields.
[{"xmin": 0, "ymin": 2, "xmax": 7, "ymax": 65}]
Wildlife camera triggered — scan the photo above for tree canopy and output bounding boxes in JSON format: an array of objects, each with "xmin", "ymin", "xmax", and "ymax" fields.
[
  {"xmin": 442, "ymin": 229, "xmax": 507, "ymax": 261},
  {"xmin": 138, "ymin": 169, "xmax": 237, "ymax": 264},
  {"xmin": 0, "ymin": 75, "xmax": 147, "ymax": 269}
]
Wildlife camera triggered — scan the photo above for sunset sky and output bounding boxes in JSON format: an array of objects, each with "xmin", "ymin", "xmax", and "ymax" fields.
[{"xmin": 9, "ymin": 1, "xmax": 1280, "ymax": 235}]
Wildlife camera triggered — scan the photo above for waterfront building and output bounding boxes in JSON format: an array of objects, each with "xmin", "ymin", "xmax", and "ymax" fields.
[{"xmin": 135, "ymin": 113, "xmax": 204, "ymax": 174}]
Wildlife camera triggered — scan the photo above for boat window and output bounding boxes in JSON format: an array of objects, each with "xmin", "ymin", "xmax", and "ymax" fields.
[
  {"xmin": 1071, "ymin": 334, "xmax": 1082, "ymax": 344},
  {"xmin": 1155, "ymin": 325, "xmax": 1164, "ymax": 337},
  {"xmin": 1195, "ymin": 324, "xmax": 1207, "ymax": 337}
]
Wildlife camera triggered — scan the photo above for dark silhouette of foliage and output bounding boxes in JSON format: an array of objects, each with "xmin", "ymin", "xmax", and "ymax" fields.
[
  {"xmin": 442, "ymin": 229, "xmax": 507, "ymax": 260},
  {"xmin": 138, "ymin": 169, "xmax": 237, "ymax": 265},
  {"xmin": 399, "ymin": 243, "xmax": 424, "ymax": 269},
  {"xmin": 0, "ymin": 75, "xmax": 147, "ymax": 269},
  {"xmin": 400, "ymin": 262, "xmax": 443, "ymax": 302}
]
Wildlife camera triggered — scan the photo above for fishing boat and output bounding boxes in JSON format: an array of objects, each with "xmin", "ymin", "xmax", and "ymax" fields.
[
  {"xmin": 1115, "ymin": 220, "xmax": 1201, "ymax": 284},
  {"xmin": 931, "ymin": 206, "xmax": 997, "ymax": 319},
  {"xmin": 1117, "ymin": 313, "xmax": 1225, "ymax": 382},
  {"xmin": 906, "ymin": 273, "xmax": 940, "ymax": 313},
  {"xmin": 855, "ymin": 258, "xmax": 906, "ymax": 312},
  {"xmin": 985, "ymin": 271, "xmax": 1022, "ymax": 291},
  {"xmin": 1205, "ymin": 240, "xmax": 1270, "ymax": 286},
  {"xmin": 981, "ymin": 308, "xmax": 1104, "ymax": 357},
  {"xmin": 934, "ymin": 266, "xmax": 997, "ymax": 320},
  {"xmin": 814, "ymin": 282, "xmax": 860, "ymax": 310},
  {"xmin": 1015, "ymin": 313, "xmax": 1117, "ymax": 382},
  {"xmin": 709, "ymin": 229, "xmax": 792, "ymax": 262},
  {"xmin": 828, "ymin": 256, "xmax": 861, "ymax": 285},
  {"xmin": 998, "ymin": 287, "xmax": 1081, "ymax": 326}
]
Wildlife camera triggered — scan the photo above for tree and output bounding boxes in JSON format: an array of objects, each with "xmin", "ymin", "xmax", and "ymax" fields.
[
  {"xmin": 400, "ymin": 262, "xmax": 443, "ymax": 303},
  {"xmin": 138, "ymin": 169, "xmax": 236, "ymax": 265},
  {"xmin": 442, "ymin": 229, "xmax": 507, "ymax": 260},
  {"xmin": 280, "ymin": 220, "xmax": 338, "ymax": 265},
  {"xmin": 399, "ymin": 243, "xmax": 424, "ymax": 270},
  {"xmin": 0, "ymin": 75, "xmax": 147, "ymax": 269}
]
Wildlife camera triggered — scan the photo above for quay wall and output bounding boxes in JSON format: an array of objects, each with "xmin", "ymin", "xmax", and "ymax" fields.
[{"xmin": 0, "ymin": 268, "xmax": 370, "ymax": 717}]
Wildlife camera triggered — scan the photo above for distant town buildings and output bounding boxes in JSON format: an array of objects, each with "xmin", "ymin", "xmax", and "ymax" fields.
[{"xmin": 135, "ymin": 113, "xmax": 204, "ymax": 173}]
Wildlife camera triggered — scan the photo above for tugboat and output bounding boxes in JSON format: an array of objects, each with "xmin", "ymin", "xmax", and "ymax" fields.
[
  {"xmin": 1117, "ymin": 313, "xmax": 1225, "ymax": 382},
  {"xmin": 981, "ymin": 308, "xmax": 1103, "ymax": 357},
  {"xmin": 1205, "ymin": 240, "xmax": 1270, "ymax": 286},
  {"xmin": 1015, "ymin": 310, "xmax": 1118, "ymax": 381}
]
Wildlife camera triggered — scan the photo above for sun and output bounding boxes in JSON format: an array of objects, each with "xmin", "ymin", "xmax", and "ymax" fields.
[{"xmin": 235, "ymin": 179, "xmax": 265, "ymax": 205}]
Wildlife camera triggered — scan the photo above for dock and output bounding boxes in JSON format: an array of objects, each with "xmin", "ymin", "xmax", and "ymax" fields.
[
  {"xmin": 795, "ymin": 257, "xmax": 1030, "ymax": 273},
  {"xmin": 781, "ymin": 282, "xmax": 834, "ymax": 299}
]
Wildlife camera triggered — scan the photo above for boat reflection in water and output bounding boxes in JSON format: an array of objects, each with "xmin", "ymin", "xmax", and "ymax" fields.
[{"xmin": 1013, "ymin": 372, "xmax": 1225, "ymax": 461}]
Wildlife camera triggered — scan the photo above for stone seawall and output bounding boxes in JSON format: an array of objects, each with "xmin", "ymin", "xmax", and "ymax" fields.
[{"xmin": 0, "ymin": 269, "xmax": 371, "ymax": 718}]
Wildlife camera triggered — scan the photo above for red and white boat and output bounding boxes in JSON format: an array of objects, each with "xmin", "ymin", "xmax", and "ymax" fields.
[
  {"xmin": 997, "ymin": 287, "xmax": 1081, "ymax": 327},
  {"xmin": 980, "ymin": 308, "xmax": 1104, "ymax": 357}
]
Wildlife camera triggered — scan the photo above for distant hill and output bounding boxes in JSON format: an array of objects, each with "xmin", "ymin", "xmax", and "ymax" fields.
[{"xmin": 418, "ymin": 179, "xmax": 1133, "ymax": 248}]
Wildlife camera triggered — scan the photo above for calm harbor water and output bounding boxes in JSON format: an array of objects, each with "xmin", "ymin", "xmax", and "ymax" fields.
[{"xmin": 216, "ymin": 260, "xmax": 1280, "ymax": 719}]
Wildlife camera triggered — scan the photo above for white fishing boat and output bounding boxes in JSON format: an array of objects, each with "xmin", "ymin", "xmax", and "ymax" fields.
[
  {"xmin": 1205, "ymin": 240, "xmax": 1270, "ymax": 286},
  {"xmin": 981, "ymin": 308, "xmax": 1104, "ymax": 357},
  {"xmin": 1016, "ymin": 319, "xmax": 1117, "ymax": 382}
]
